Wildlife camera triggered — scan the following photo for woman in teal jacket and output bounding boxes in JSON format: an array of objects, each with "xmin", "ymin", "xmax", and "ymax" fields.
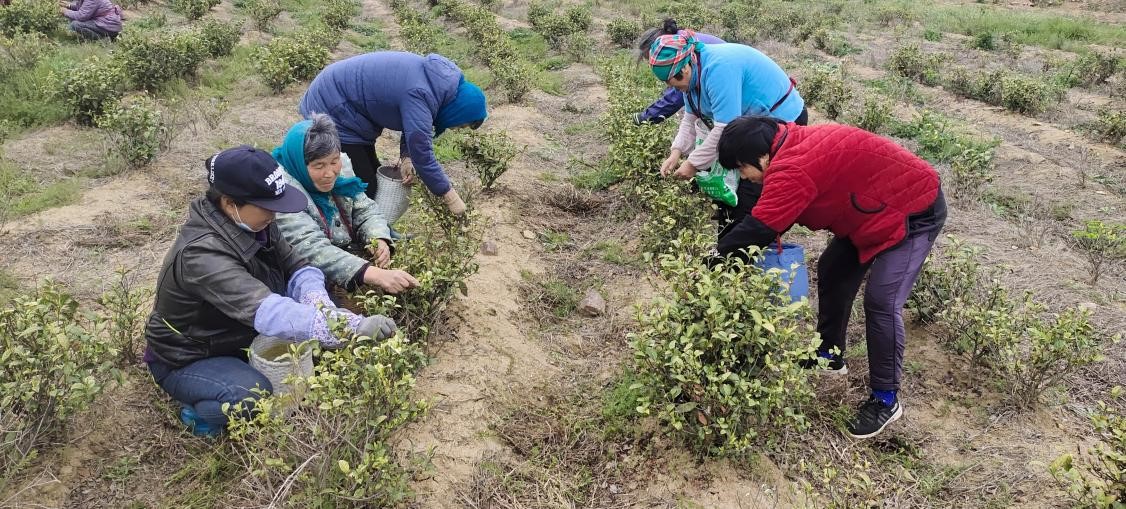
[{"xmin": 649, "ymin": 32, "xmax": 807, "ymax": 181}]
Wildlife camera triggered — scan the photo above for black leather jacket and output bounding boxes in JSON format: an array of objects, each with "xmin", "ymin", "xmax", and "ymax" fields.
[{"xmin": 145, "ymin": 198, "xmax": 307, "ymax": 368}]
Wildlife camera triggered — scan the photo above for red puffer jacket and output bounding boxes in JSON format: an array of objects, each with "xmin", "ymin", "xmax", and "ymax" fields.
[{"xmin": 751, "ymin": 123, "xmax": 940, "ymax": 263}]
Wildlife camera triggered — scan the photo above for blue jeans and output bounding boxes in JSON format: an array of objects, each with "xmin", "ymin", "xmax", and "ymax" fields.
[{"xmin": 148, "ymin": 356, "xmax": 272, "ymax": 428}]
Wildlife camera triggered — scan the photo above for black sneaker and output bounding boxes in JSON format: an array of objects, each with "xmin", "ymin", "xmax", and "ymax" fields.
[
  {"xmin": 846, "ymin": 396, "xmax": 903, "ymax": 439},
  {"xmin": 798, "ymin": 354, "xmax": 848, "ymax": 375}
]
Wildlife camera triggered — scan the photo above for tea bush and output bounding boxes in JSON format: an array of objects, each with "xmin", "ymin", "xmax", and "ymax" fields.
[
  {"xmin": 1088, "ymin": 109, "xmax": 1125, "ymax": 147},
  {"xmin": 939, "ymin": 284, "xmax": 1034, "ymax": 374},
  {"xmin": 598, "ymin": 57, "xmax": 675, "ymax": 192},
  {"xmin": 358, "ymin": 193, "xmax": 484, "ymax": 339},
  {"xmin": 802, "ymin": 63, "xmax": 852, "ymax": 120},
  {"xmin": 440, "ymin": 0, "xmax": 532, "ymax": 101},
  {"xmin": 999, "ymin": 74, "xmax": 1058, "ymax": 115},
  {"xmin": 1071, "ymin": 220, "xmax": 1125, "ymax": 286},
  {"xmin": 0, "ymin": 31, "xmax": 54, "ymax": 69},
  {"xmin": 607, "ymin": 17, "xmax": 639, "ymax": 48},
  {"xmin": 906, "ymin": 237, "xmax": 987, "ymax": 324},
  {"xmin": 948, "ymin": 145, "xmax": 995, "ymax": 199},
  {"xmin": 1050, "ymin": 395, "xmax": 1126, "ymax": 508},
  {"xmin": 97, "ymin": 94, "xmax": 169, "ymax": 171},
  {"xmin": 115, "ymin": 29, "xmax": 207, "ymax": 91},
  {"xmin": 60, "ymin": 56, "xmax": 126, "ymax": 126},
  {"xmin": 1057, "ymin": 51, "xmax": 1121, "ymax": 88},
  {"xmin": 992, "ymin": 306, "xmax": 1107, "ymax": 409},
  {"xmin": 456, "ymin": 130, "xmax": 520, "ymax": 191},
  {"xmin": 629, "ymin": 249, "xmax": 818, "ymax": 455},
  {"xmin": 892, "ymin": 110, "xmax": 999, "ymax": 165},
  {"xmin": 0, "ymin": 0, "xmax": 58, "ymax": 37},
  {"xmin": 812, "ymin": 28, "xmax": 854, "ymax": 57},
  {"xmin": 96, "ymin": 267, "xmax": 151, "ymax": 365},
  {"xmin": 847, "ymin": 92, "xmax": 894, "ymax": 134},
  {"xmin": 0, "ymin": 283, "xmax": 118, "ymax": 490},
  {"xmin": 887, "ymin": 43, "xmax": 946, "ymax": 86},
  {"xmin": 242, "ymin": 0, "xmax": 283, "ymax": 31},
  {"xmin": 225, "ymin": 332, "xmax": 428, "ymax": 506},
  {"xmin": 392, "ymin": 3, "xmax": 441, "ymax": 55},
  {"xmin": 527, "ymin": 1, "xmax": 591, "ymax": 50},
  {"xmin": 171, "ymin": 0, "xmax": 220, "ymax": 20},
  {"xmin": 254, "ymin": 32, "xmax": 330, "ymax": 93},
  {"xmin": 638, "ymin": 183, "xmax": 714, "ymax": 259},
  {"xmin": 195, "ymin": 19, "xmax": 242, "ymax": 58},
  {"xmin": 322, "ymin": 0, "xmax": 358, "ymax": 30}
]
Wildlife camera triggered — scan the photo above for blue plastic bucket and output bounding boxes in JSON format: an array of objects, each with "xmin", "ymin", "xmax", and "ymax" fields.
[{"xmin": 759, "ymin": 243, "xmax": 810, "ymax": 303}]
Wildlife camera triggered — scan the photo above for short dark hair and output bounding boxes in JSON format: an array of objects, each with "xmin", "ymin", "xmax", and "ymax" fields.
[
  {"xmin": 205, "ymin": 186, "xmax": 247, "ymax": 207},
  {"xmin": 637, "ymin": 18, "xmax": 680, "ymax": 61},
  {"xmin": 718, "ymin": 115, "xmax": 783, "ymax": 170}
]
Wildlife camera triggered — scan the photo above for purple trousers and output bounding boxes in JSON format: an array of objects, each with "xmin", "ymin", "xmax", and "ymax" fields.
[{"xmin": 815, "ymin": 211, "xmax": 944, "ymax": 391}]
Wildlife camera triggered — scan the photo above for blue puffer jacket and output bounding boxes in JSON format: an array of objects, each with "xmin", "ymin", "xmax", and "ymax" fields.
[{"xmin": 299, "ymin": 52, "xmax": 462, "ymax": 196}]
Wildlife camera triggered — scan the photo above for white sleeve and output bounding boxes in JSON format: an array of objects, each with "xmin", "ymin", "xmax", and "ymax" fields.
[
  {"xmin": 686, "ymin": 121, "xmax": 727, "ymax": 170},
  {"xmin": 671, "ymin": 112, "xmax": 698, "ymax": 155}
]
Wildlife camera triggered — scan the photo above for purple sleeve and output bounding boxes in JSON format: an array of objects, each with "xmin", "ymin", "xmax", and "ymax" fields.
[
  {"xmin": 64, "ymin": 0, "xmax": 99, "ymax": 21},
  {"xmin": 639, "ymin": 87, "xmax": 685, "ymax": 123},
  {"xmin": 286, "ymin": 266, "xmax": 329, "ymax": 303}
]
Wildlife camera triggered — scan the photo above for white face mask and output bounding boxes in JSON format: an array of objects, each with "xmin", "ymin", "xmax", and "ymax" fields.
[{"xmin": 233, "ymin": 206, "xmax": 266, "ymax": 233}]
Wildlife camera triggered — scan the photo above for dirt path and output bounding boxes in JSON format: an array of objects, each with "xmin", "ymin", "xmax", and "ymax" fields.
[{"xmin": 401, "ymin": 103, "xmax": 563, "ymax": 505}]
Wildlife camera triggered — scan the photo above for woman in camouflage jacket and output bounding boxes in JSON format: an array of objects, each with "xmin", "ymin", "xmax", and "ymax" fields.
[{"xmin": 273, "ymin": 114, "xmax": 419, "ymax": 294}]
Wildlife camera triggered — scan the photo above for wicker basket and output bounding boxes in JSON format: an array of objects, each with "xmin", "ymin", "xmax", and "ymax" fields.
[
  {"xmin": 373, "ymin": 165, "xmax": 411, "ymax": 225},
  {"xmin": 248, "ymin": 335, "xmax": 314, "ymax": 398}
]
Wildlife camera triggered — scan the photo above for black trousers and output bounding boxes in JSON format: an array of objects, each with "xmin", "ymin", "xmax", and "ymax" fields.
[{"xmin": 341, "ymin": 143, "xmax": 381, "ymax": 199}]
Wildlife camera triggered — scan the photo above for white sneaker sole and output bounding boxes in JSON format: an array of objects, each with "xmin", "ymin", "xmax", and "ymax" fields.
[
  {"xmin": 823, "ymin": 365, "xmax": 848, "ymax": 376},
  {"xmin": 846, "ymin": 403, "xmax": 903, "ymax": 439}
]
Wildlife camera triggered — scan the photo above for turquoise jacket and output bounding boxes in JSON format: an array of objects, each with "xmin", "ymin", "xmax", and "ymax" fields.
[{"xmin": 684, "ymin": 43, "xmax": 804, "ymax": 124}]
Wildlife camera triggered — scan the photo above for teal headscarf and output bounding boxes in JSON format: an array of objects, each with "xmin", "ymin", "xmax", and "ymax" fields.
[
  {"xmin": 434, "ymin": 77, "xmax": 487, "ymax": 138},
  {"xmin": 272, "ymin": 120, "xmax": 367, "ymax": 226}
]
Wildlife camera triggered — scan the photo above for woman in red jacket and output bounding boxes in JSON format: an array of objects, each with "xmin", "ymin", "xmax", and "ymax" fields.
[{"xmin": 716, "ymin": 115, "xmax": 947, "ymax": 439}]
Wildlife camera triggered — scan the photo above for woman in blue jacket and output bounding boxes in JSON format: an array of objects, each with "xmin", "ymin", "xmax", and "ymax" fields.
[
  {"xmin": 299, "ymin": 51, "xmax": 488, "ymax": 215},
  {"xmin": 633, "ymin": 19, "xmax": 724, "ymax": 125},
  {"xmin": 650, "ymin": 32, "xmax": 807, "ymax": 181}
]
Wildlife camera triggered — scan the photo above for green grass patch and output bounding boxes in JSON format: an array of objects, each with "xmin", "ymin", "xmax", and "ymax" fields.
[
  {"xmin": 508, "ymin": 27, "xmax": 548, "ymax": 62},
  {"xmin": 348, "ymin": 19, "xmax": 390, "ymax": 51},
  {"xmin": 570, "ymin": 164, "xmax": 622, "ymax": 191},
  {"xmin": 432, "ymin": 131, "xmax": 464, "ymax": 163},
  {"xmin": 534, "ymin": 69, "xmax": 565, "ymax": 95},
  {"xmin": 600, "ymin": 369, "xmax": 645, "ymax": 439},
  {"xmin": 586, "ymin": 240, "xmax": 642, "ymax": 267},
  {"xmin": 922, "ymin": 4, "xmax": 1126, "ymax": 52},
  {"xmin": 0, "ymin": 44, "xmax": 108, "ymax": 132},
  {"xmin": 539, "ymin": 230, "xmax": 572, "ymax": 252},
  {"xmin": 197, "ymin": 44, "xmax": 260, "ymax": 96}
]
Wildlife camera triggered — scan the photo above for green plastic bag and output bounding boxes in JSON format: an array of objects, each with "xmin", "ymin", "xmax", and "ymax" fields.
[{"xmin": 693, "ymin": 120, "xmax": 738, "ymax": 207}]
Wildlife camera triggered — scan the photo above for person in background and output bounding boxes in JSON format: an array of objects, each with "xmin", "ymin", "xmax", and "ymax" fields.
[
  {"xmin": 59, "ymin": 0, "xmax": 121, "ymax": 41},
  {"xmin": 299, "ymin": 51, "xmax": 488, "ymax": 218},
  {"xmin": 272, "ymin": 113, "xmax": 419, "ymax": 294},
  {"xmin": 144, "ymin": 145, "xmax": 398, "ymax": 437},
  {"xmin": 716, "ymin": 115, "xmax": 947, "ymax": 439},
  {"xmin": 633, "ymin": 19, "xmax": 725, "ymax": 125}
]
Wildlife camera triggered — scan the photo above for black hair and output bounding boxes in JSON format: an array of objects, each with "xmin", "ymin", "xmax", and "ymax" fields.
[
  {"xmin": 203, "ymin": 155, "xmax": 248, "ymax": 207},
  {"xmin": 718, "ymin": 115, "xmax": 783, "ymax": 170},
  {"xmin": 637, "ymin": 18, "xmax": 680, "ymax": 61}
]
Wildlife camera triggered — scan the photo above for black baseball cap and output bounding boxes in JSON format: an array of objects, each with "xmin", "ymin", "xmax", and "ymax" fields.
[{"xmin": 205, "ymin": 145, "xmax": 307, "ymax": 213}]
